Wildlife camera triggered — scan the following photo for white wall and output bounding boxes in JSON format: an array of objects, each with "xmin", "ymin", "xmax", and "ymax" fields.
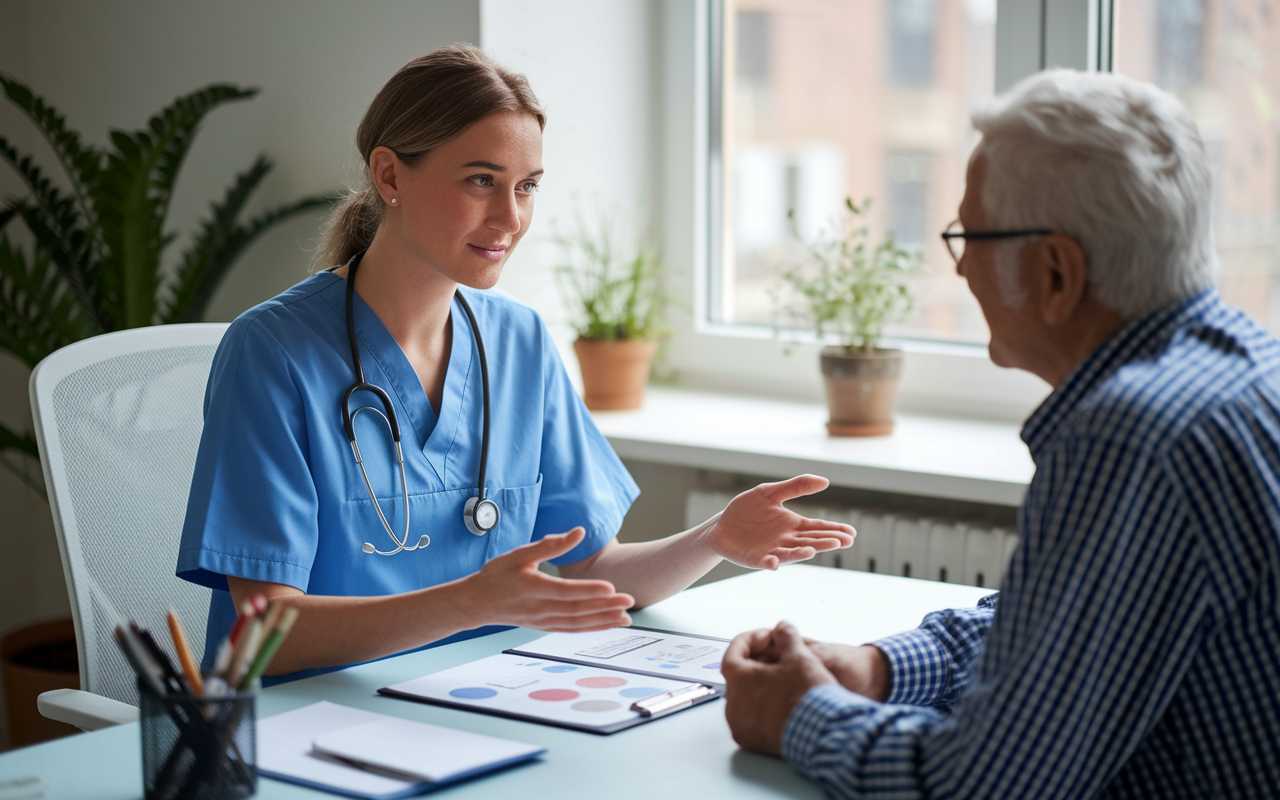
[
  {"xmin": 481, "ymin": 0, "xmax": 663, "ymax": 357},
  {"xmin": 0, "ymin": 0, "xmax": 481, "ymax": 748}
]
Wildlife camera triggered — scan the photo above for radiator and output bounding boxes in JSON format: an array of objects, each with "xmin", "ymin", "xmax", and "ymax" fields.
[{"xmin": 685, "ymin": 491, "xmax": 1017, "ymax": 590}]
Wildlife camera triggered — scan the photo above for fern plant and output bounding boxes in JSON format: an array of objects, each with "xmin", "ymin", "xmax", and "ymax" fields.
[
  {"xmin": 0, "ymin": 73, "xmax": 334, "ymax": 494},
  {"xmin": 554, "ymin": 216, "xmax": 666, "ymax": 341},
  {"xmin": 774, "ymin": 197, "xmax": 924, "ymax": 353}
]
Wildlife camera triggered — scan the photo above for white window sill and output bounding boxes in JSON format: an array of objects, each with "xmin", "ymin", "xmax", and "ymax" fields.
[{"xmin": 591, "ymin": 386, "xmax": 1034, "ymax": 507}]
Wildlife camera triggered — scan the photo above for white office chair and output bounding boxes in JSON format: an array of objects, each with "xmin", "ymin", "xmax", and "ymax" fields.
[{"xmin": 28, "ymin": 324, "xmax": 230, "ymax": 731}]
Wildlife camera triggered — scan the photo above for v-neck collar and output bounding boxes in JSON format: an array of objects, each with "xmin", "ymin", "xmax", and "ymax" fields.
[{"xmin": 323, "ymin": 272, "xmax": 476, "ymax": 489}]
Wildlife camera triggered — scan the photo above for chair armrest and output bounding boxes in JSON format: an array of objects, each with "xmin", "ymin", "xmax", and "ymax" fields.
[{"xmin": 38, "ymin": 688, "xmax": 138, "ymax": 731}]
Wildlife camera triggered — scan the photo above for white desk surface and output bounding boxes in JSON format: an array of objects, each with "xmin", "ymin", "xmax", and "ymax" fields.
[
  {"xmin": 592, "ymin": 386, "xmax": 1033, "ymax": 507},
  {"xmin": 0, "ymin": 566, "xmax": 989, "ymax": 799}
]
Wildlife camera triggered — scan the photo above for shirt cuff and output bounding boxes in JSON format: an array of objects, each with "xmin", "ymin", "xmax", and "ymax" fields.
[
  {"xmin": 781, "ymin": 683, "xmax": 880, "ymax": 770},
  {"xmin": 875, "ymin": 627, "xmax": 950, "ymax": 706}
]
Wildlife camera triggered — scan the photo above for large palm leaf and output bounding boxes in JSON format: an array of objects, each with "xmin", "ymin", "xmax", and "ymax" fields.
[{"xmin": 0, "ymin": 73, "xmax": 337, "ymax": 495}]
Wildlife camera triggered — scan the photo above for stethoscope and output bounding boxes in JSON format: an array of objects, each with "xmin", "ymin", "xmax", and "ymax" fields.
[{"xmin": 341, "ymin": 250, "xmax": 501, "ymax": 556}]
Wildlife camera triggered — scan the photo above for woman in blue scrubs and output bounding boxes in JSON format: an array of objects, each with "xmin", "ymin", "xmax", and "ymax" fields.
[{"xmin": 177, "ymin": 45, "xmax": 854, "ymax": 681}]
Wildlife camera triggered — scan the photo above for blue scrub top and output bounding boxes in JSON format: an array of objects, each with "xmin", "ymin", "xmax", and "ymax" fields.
[{"xmin": 176, "ymin": 272, "xmax": 639, "ymax": 681}]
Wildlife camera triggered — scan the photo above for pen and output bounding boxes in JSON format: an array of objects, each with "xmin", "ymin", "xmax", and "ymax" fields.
[
  {"xmin": 228, "ymin": 594, "xmax": 268, "ymax": 646},
  {"xmin": 256, "ymin": 602, "xmax": 286, "ymax": 651},
  {"xmin": 167, "ymin": 610, "xmax": 204, "ymax": 696},
  {"xmin": 629, "ymin": 683, "xmax": 716, "ymax": 717},
  {"xmin": 131, "ymin": 623, "xmax": 188, "ymax": 696},
  {"xmin": 114, "ymin": 624, "xmax": 168, "ymax": 697},
  {"xmin": 239, "ymin": 606, "xmax": 298, "ymax": 689},
  {"xmin": 225, "ymin": 618, "xmax": 263, "ymax": 688}
]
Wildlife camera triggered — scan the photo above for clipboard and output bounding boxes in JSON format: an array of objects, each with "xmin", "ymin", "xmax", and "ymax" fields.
[{"xmin": 378, "ymin": 627, "xmax": 728, "ymax": 735}]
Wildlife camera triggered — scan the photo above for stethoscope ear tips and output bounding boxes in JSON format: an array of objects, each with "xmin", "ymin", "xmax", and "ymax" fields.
[
  {"xmin": 361, "ymin": 542, "xmax": 376, "ymax": 554},
  {"xmin": 416, "ymin": 535, "xmax": 431, "ymax": 549}
]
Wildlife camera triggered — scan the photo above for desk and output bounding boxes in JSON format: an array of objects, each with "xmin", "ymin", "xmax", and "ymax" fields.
[{"xmin": 0, "ymin": 566, "xmax": 989, "ymax": 799}]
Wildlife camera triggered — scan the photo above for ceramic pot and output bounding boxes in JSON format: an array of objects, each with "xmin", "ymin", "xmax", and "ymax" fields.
[
  {"xmin": 1, "ymin": 618, "xmax": 79, "ymax": 747},
  {"xmin": 820, "ymin": 347, "xmax": 904, "ymax": 436},
  {"xmin": 573, "ymin": 338, "xmax": 658, "ymax": 410}
]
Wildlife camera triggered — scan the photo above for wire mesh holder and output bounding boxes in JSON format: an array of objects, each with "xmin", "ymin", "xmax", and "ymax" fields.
[{"xmin": 138, "ymin": 678, "xmax": 256, "ymax": 800}]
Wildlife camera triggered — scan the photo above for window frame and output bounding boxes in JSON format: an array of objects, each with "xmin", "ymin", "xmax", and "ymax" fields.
[{"xmin": 658, "ymin": 0, "xmax": 1112, "ymax": 422}]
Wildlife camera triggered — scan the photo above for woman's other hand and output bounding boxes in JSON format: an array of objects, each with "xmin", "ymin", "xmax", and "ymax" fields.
[
  {"xmin": 703, "ymin": 475, "xmax": 856, "ymax": 570},
  {"xmin": 464, "ymin": 527, "xmax": 636, "ymax": 631}
]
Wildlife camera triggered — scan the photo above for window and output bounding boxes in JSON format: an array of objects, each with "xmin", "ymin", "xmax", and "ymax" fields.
[
  {"xmin": 708, "ymin": 0, "xmax": 999, "ymax": 345},
  {"xmin": 890, "ymin": 0, "xmax": 939, "ymax": 86},
  {"xmin": 1116, "ymin": 0, "xmax": 1280, "ymax": 332}
]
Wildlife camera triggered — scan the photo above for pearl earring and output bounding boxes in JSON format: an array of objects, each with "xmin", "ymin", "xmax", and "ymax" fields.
[{"xmin": 390, "ymin": 197, "xmax": 398, "ymax": 205}]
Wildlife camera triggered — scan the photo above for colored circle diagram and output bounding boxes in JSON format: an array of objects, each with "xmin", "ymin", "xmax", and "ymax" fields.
[
  {"xmin": 618, "ymin": 686, "xmax": 663, "ymax": 698},
  {"xmin": 575, "ymin": 676, "xmax": 627, "ymax": 689},
  {"xmin": 571, "ymin": 700, "xmax": 621, "ymax": 712},
  {"xmin": 529, "ymin": 689, "xmax": 579, "ymax": 702},
  {"xmin": 541, "ymin": 665, "xmax": 577, "ymax": 674},
  {"xmin": 449, "ymin": 687, "xmax": 497, "ymax": 699}
]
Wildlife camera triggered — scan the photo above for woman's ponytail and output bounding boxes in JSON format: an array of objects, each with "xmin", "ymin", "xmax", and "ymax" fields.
[{"xmin": 315, "ymin": 183, "xmax": 382, "ymax": 269}]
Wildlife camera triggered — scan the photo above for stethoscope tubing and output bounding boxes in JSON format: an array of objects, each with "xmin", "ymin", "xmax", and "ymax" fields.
[{"xmin": 341, "ymin": 249, "xmax": 495, "ymax": 555}]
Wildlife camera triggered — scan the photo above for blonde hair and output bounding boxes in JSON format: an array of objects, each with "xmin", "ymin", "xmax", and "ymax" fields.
[{"xmin": 315, "ymin": 44, "xmax": 546, "ymax": 269}]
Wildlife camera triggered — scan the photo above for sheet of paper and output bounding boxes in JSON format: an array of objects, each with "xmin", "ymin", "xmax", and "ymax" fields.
[
  {"xmin": 312, "ymin": 717, "xmax": 543, "ymax": 783},
  {"xmin": 383, "ymin": 653, "xmax": 696, "ymax": 729},
  {"xmin": 513, "ymin": 628, "xmax": 728, "ymax": 685},
  {"xmin": 257, "ymin": 701, "xmax": 421, "ymax": 798}
]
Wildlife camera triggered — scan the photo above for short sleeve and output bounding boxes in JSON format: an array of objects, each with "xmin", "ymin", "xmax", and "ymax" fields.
[
  {"xmin": 531, "ymin": 326, "xmax": 640, "ymax": 566},
  {"xmin": 176, "ymin": 317, "xmax": 319, "ymax": 591}
]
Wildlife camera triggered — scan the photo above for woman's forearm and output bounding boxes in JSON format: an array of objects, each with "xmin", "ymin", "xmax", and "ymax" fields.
[
  {"xmin": 562, "ymin": 519, "xmax": 723, "ymax": 610},
  {"xmin": 225, "ymin": 530, "xmax": 635, "ymax": 676},
  {"xmin": 227, "ymin": 575, "xmax": 478, "ymax": 675}
]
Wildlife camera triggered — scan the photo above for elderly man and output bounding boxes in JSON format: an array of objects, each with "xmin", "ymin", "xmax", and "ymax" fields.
[{"xmin": 722, "ymin": 69, "xmax": 1280, "ymax": 798}]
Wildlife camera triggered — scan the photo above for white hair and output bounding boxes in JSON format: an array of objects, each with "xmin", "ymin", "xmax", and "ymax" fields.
[{"xmin": 972, "ymin": 69, "xmax": 1218, "ymax": 320}]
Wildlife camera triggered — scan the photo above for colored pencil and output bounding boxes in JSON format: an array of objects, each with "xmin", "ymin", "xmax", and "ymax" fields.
[
  {"xmin": 239, "ymin": 606, "xmax": 299, "ymax": 689},
  {"xmin": 225, "ymin": 618, "xmax": 263, "ymax": 688},
  {"xmin": 167, "ymin": 610, "xmax": 204, "ymax": 696}
]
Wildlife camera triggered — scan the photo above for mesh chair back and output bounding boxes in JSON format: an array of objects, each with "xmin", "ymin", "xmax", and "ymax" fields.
[{"xmin": 30, "ymin": 324, "xmax": 229, "ymax": 706}]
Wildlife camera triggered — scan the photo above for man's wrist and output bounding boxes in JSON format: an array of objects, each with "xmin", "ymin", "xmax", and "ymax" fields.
[
  {"xmin": 873, "ymin": 628, "xmax": 947, "ymax": 706},
  {"xmin": 860, "ymin": 644, "xmax": 892, "ymax": 702},
  {"xmin": 780, "ymin": 683, "xmax": 881, "ymax": 768}
]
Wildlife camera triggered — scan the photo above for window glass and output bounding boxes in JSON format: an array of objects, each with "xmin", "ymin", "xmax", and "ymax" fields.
[
  {"xmin": 1116, "ymin": 0, "xmax": 1280, "ymax": 330},
  {"xmin": 714, "ymin": 0, "xmax": 997, "ymax": 344}
]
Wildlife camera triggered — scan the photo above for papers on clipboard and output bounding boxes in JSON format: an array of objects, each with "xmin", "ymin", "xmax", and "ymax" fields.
[
  {"xmin": 379, "ymin": 627, "xmax": 728, "ymax": 735},
  {"xmin": 257, "ymin": 701, "xmax": 544, "ymax": 799}
]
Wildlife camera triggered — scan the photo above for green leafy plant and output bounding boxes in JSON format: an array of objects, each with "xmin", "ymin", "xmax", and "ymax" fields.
[
  {"xmin": 554, "ymin": 216, "xmax": 666, "ymax": 341},
  {"xmin": 0, "ymin": 73, "xmax": 334, "ymax": 494},
  {"xmin": 774, "ymin": 197, "xmax": 924, "ymax": 352}
]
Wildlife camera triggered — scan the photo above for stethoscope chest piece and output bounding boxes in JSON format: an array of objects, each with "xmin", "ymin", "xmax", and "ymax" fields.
[
  {"xmin": 463, "ymin": 496, "xmax": 500, "ymax": 536},
  {"xmin": 342, "ymin": 249, "xmax": 501, "ymax": 555}
]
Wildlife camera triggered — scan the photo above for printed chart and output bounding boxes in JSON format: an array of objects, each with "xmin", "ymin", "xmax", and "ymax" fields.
[
  {"xmin": 511, "ymin": 628, "xmax": 728, "ymax": 686},
  {"xmin": 382, "ymin": 654, "xmax": 697, "ymax": 731}
]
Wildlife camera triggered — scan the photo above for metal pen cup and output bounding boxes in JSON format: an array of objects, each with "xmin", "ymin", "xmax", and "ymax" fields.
[{"xmin": 137, "ymin": 679, "xmax": 256, "ymax": 800}]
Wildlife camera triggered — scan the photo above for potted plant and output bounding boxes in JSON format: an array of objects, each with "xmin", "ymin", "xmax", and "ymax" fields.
[
  {"xmin": 0, "ymin": 73, "xmax": 334, "ymax": 494},
  {"xmin": 774, "ymin": 198, "xmax": 924, "ymax": 436},
  {"xmin": 555, "ymin": 217, "xmax": 666, "ymax": 410}
]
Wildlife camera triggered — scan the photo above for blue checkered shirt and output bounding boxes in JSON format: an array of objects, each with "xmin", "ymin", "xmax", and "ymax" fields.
[{"xmin": 782, "ymin": 290, "xmax": 1280, "ymax": 798}]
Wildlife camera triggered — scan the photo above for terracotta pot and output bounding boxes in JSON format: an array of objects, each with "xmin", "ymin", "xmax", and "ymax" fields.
[
  {"xmin": 820, "ymin": 347, "xmax": 904, "ymax": 436},
  {"xmin": 573, "ymin": 338, "xmax": 658, "ymax": 410},
  {"xmin": 1, "ymin": 618, "xmax": 80, "ymax": 747}
]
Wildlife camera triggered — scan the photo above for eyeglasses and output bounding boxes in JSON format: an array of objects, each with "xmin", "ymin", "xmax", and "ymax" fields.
[{"xmin": 940, "ymin": 220, "xmax": 1053, "ymax": 264}]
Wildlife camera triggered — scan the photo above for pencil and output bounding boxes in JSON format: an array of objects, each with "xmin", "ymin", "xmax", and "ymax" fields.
[
  {"xmin": 228, "ymin": 594, "xmax": 268, "ymax": 645},
  {"xmin": 166, "ymin": 609, "xmax": 204, "ymax": 696},
  {"xmin": 114, "ymin": 624, "xmax": 168, "ymax": 697},
  {"xmin": 225, "ymin": 618, "xmax": 262, "ymax": 687},
  {"xmin": 239, "ymin": 606, "xmax": 299, "ymax": 689}
]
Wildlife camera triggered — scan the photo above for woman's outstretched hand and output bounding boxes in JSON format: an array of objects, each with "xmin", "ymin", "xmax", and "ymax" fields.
[
  {"xmin": 702, "ymin": 475, "xmax": 856, "ymax": 570},
  {"xmin": 465, "ymin": 527, "xmax": 636, "ymax": 631}
]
